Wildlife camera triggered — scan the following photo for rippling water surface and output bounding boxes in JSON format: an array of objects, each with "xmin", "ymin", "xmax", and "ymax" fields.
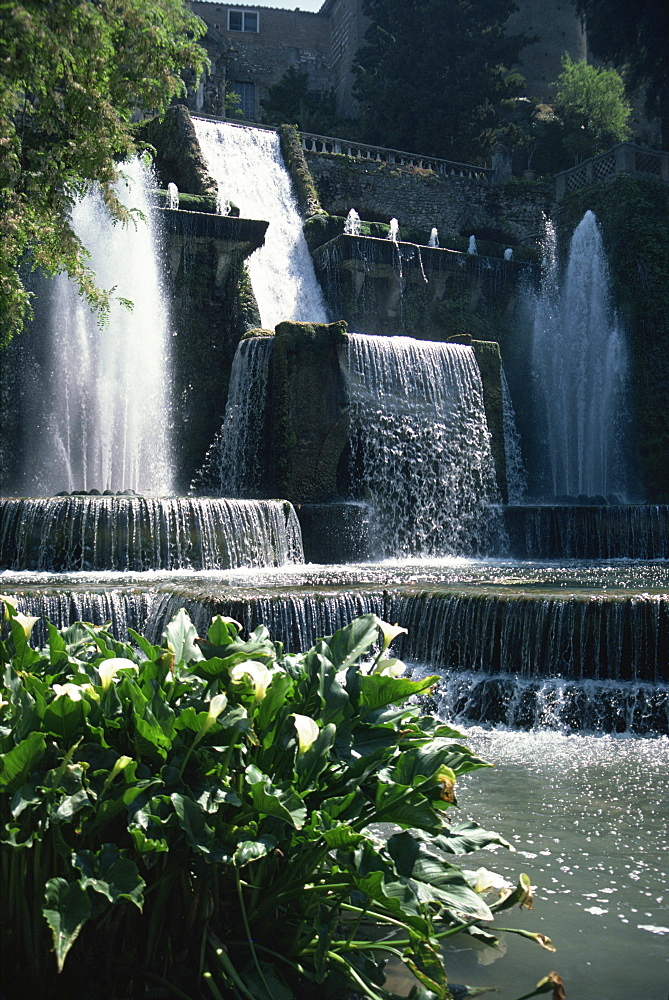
[{"xmin": 438, "ymin": 729, "xmax": 669, "ymax": 1000}]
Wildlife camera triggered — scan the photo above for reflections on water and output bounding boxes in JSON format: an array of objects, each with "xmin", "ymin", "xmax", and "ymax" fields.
[{"xmin": 441, "ymin": 729, "xmax": 669, "ymax": 1000}]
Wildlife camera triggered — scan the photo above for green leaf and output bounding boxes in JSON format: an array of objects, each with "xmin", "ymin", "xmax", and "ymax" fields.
[
  {"xmin": 0, "ymin": 731, "xmax": 46, "ymax": 792},
  {"xmin": 373, "ymin": 782, "xmax": 444, "ymax": 833},
  {"xmin": 164, "ymin": 608, "xmax": 203, "ymax": 665},
  {"xmin": 232, "ymin": 835, "xmax": 276, "ymax": 867},
  {"xmin": 358, "ymin": 674, "xmax": 440, "ymax": 713},
  {"xmin": 431, "ymin": 821, "xmax": 513, "ymax": 855},
  {"xmin": 245, "ymin": 765, "xmax": 307, "ymax": 829},
  {"xmin": 73, "ymin": 843, "xmax": 145, "ymax": 909},
  {"xmin": 42, "ymin": 878, "xmax": 92, "ymax": 973},
  {"xmin": 128, "ymin": 628, "xmax": 161, "ymax": 661},
  {"xmin": 323, "ymin": 614, "xmax": 379, "ymax": 672},
  {"xmin": 387, "ymin": 833, "xmax": 494, "ymax": 921},
  {"xmin": 207, "ymin": 615, "xmax": 241, "ymax": 646},
  {"xmin": 43, "ymin": 692, "xmax": 89, "ymax": 745}
]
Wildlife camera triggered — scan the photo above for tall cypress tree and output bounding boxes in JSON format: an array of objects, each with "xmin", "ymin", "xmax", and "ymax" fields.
[{"xmin": 354, "ymin": 0, "xmax": 528, "ymax": 162}]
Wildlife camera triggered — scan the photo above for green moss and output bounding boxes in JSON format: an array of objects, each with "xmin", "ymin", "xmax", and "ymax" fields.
[
  {"xmin": 278, "ymin": 124, "xmax": 324, "ymax": 218},
  {"xmin": 153, "ymin": 189, "xmax": 219, "ymax": 214}
]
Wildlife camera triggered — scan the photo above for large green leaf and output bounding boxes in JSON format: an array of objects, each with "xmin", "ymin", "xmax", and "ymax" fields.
[
  {"xmin": 42, "ymin": 878, "xmax": 92, "ymax": 972},
  {"xmin": 232, "ymin": 835, "xmax": 276, "ymax": 867},
  {"xmin": 388, "ymin": 833, "xmax": 494, "ymax": 921},
  {"xmin": 431, "ymin": 822, "xmax": 513, "ymax": 856},
  {"xmin": 164, "ymin": 608, "xmax": 203, "ymax": 665},
  {"xmin": 322, "ymin": 614, "xmax": 379, "ymax": 672},
  {"xmin": 358, "ymin": 673, "xmax": 440, "ymax": 713},
  {"xmin": 245, "ymin": 765, "xmax": 307, "ymax": 829},
  {"xmin": 73, "ymin": 843, "xmax": 145, "ymax": 908},
  {"xmin": 0, "ymin": 731, "xmax": 46, "ymax": 792},
  {"xmin": 43, "ymin": 693, "xmax": 89, "ymax": 745},
  {"xmin": 372, "ymin": 781, "xmax": 444, "ymax": 833}
]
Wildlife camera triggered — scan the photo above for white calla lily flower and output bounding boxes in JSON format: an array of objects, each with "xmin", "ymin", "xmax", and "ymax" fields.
[
  {"xmin": 14, "ymin": 613, "xmax": 40, "ymax": 638},
  {"xmin": 375, "ymin": 618, "xmax": 408, "ymax": 652},
  {"xmin": 293, "ymin": 714, "xmax": 319, "ymax": 753},
  {"xmin": 371, "ymin": 657, "xmax": 407, "ymax": 677},
  {"xmin": 229, "ymin": 660, "xmax": 273, "ymax": 701},
  {"xmin": 98, "ymin": 657, "xmax": 138, "ymax": 691}
]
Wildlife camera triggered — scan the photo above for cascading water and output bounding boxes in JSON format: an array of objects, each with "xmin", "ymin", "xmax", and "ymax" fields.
[
  {"xmin": 501, "ymin": 367, "xmax": 527, "ymax": 503},
  {"xmin": 345, "ymin": 334, "xmax": 501, "ymax": 558},
  {"xmin": 192, "ymin": 118, "xmax": 328, "ymax": 328},
  {"xmin": 0, "ymin": 496, "xmax": 303, "ymax": 572},
  {"xmin": 14, "ymin": 159, "xmax": 173, "ymax": 495},
  {"xmin": 191, "ymin": 336, "xmax": 272, "ymax": 496},
  {"xmin": 531, "ymin": 211, "xmax": 630, "ymax": 499}
]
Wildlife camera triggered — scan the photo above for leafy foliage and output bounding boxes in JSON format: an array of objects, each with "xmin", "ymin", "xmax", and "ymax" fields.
[
  {"xmin": 261, "ymin": 66, "xmax": 340, "ymax": 135},
  {"xmin": 0, "ymin": 0, "xmax": 207, "ymax": 345},
  {"xmin": 353, "ymin": 0, "xmax": 529, "ymax": 163},
  {"xmin": 574, "ymin": 0, "xmax": 669, "ymax": 149},
  {"xmin": 0, "ymin": 601, "xmax": 558, "ymax": 1000},
  {"xmin": 553, "ymin": 56, "xmax": 631, "ymax": 163}
]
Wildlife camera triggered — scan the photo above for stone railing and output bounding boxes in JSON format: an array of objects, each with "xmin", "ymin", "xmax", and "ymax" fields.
[
  {"xmin": 299, "ymin": 132, "xmax": 493, "ymax": 182},
  {"xmin": 555, "ymin": 142, "xmax": 669, "ymax": 199}
]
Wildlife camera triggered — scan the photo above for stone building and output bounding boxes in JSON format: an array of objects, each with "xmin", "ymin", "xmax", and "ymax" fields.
[{"xmin": 187, "ymin": 0, "xmax": 587, "ymax": 123}]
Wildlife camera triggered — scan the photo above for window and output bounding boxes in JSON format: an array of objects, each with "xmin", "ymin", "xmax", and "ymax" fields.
[
  {"xmin": 228, "ymin": 9, "xmax": 258, "ymax": 32},
  {"xmin": 233, "ymin": 81, "xmax": 256, "ymax": 119}
]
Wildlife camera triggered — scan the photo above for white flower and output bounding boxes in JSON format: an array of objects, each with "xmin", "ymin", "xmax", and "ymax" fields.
[
  {"xmin": 229, "ymin": 660, "xmax": 274, "ymax": 701},
  {"xmin": 375, "ymin": 618, "xmax": 408, "ymax": 652},
  {"xmin": 14, "ymin": 613, "xmax": 40, "ymax": 638},
  {"xmin": 52, "ymin": 682, "xmax": 90, "ymax": 702},
  {"xmin": 371, "ymin": 657, "xmax": 407, "ymax": 677},
  {"xmin": 293, "ymin": 714, "xmax": 319, "ymax": 753},
  {"xmin": 98, "ymin": 657, "xmax": 138, "ymax": 691}
]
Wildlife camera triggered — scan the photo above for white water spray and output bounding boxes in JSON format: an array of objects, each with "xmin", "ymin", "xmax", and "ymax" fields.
[
  {"xmin": 467, "ymin": 235, "xmax": 477, "ymax": 254},
  {"xmin": 428, "ymin": 228, "xmax": 439, "ymax": 248},
  {"xmin": 531, "ymin": 211, "xmax": 630, "ymax": 498},
  {"xmin": 167, "ymin": 182, "xmax": 179, "ymax": 210},
  {"xmin": 344, "ymin": 209, "xmax": 361, "ymax": 235},
  {"xmin": 21, "ymin": 159, "xmax": 173, "ymax": 495},
  {"xmin": 192, "ymin": 119, "xmax": 328, "ymax": 328},
  {"xmin": 346, "ymin": 334, "xmax": 500, "ymax": 558}
]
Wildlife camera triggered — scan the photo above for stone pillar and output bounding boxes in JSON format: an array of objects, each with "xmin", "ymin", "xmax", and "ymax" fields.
[{"xmin": 490, "ymin": 135, "xmax": 513, "ymax": 185}]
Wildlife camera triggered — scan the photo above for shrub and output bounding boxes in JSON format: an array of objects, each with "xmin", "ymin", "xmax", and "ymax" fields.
[{"xmin": 0, "ymin": 599, "xmax": 559, "ymax": 1000}]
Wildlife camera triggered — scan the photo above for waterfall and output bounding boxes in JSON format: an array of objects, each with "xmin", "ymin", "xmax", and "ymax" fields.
[
  {"xmin": 501, "ymin": 367, "xmax": 527, "ymax": 503},
  {"xmin": 0, "ymin": 496, "xmax": 303, "ymax": 571},
  {"xmin": 345, "ymin": 334, "xmax": 500, "ymax": 558},
  {"xmin": 16, "ymin": 159, "xmax": 173, "ymax": 495},
  {"xmin": 192, "ymin": 336, "xmax": 272, "ymax": 496},
  {"xmin": 192, "ymin": 118, "xmax": 328, "ymax": 328},
  {"xmin": 504, "ymin": 504, "xmax": 669, "ymax": 559},
  {"xmin": 531, "ymin": 211, "xmax": 630, "ymax": 499}
]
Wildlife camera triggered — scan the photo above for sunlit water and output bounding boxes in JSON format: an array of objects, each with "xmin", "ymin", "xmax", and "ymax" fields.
[
  {"xmin": 192, "ymin": 118, "xmax": 328, "ymax": 328},
  {"xmin": 2, "ymin": 558, "xmax": 668, "ymax": 995},
  {"xmin": 436, "ymin": 729, "xmax": 669, "ymax": 1000}
]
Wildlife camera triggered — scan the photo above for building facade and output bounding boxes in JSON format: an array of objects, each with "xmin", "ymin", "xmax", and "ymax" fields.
[{"xmin": 188, "ymin": 0, "xmax": 586, "ymax": 123}]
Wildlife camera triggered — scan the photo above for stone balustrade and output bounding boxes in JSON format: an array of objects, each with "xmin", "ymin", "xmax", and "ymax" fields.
[
  {"xmin": 299, "ymin": 131, "xmax": 492, "ymax": 181},
  {"xmin": 555, "ymin": 142, "xmax": 669, "ymax": 199}
]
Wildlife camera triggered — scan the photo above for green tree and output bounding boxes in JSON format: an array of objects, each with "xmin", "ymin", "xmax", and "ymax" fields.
[
  {"xmin": 261, "ymin": 65, "xmax": 339, "ymax": 134},
  {"xmin": 573, "ymin": 0, "xmax": 669, "ymax": 149},
  {"xmin": 0, "ymin": 0, "xmax": 207, "ymax": 346},
  {"xmin": 553, "ymin": 55, "xmax": 631, "ymax": 163},
  {"xmin": 353, "ymin": 0, "xmax": 529, "ymax": 163}
]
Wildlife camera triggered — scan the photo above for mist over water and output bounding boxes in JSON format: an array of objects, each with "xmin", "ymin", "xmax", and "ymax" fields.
[
  {"xmin": 531, "ymin": 212, "xmax": 631, "ymax": 500},
  {"xmin": 16, "ymin": 159, "xmax": 173, "ymax": 495}
]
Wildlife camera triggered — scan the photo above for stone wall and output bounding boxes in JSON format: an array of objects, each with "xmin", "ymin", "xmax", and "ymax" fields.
[
  {"xmin": 189, "ymin": 2, "xmax": 331, "ymax": 120},
  {"xmin": 305, "ymin": 152, "xmax": 554, "ymax": 246}
]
